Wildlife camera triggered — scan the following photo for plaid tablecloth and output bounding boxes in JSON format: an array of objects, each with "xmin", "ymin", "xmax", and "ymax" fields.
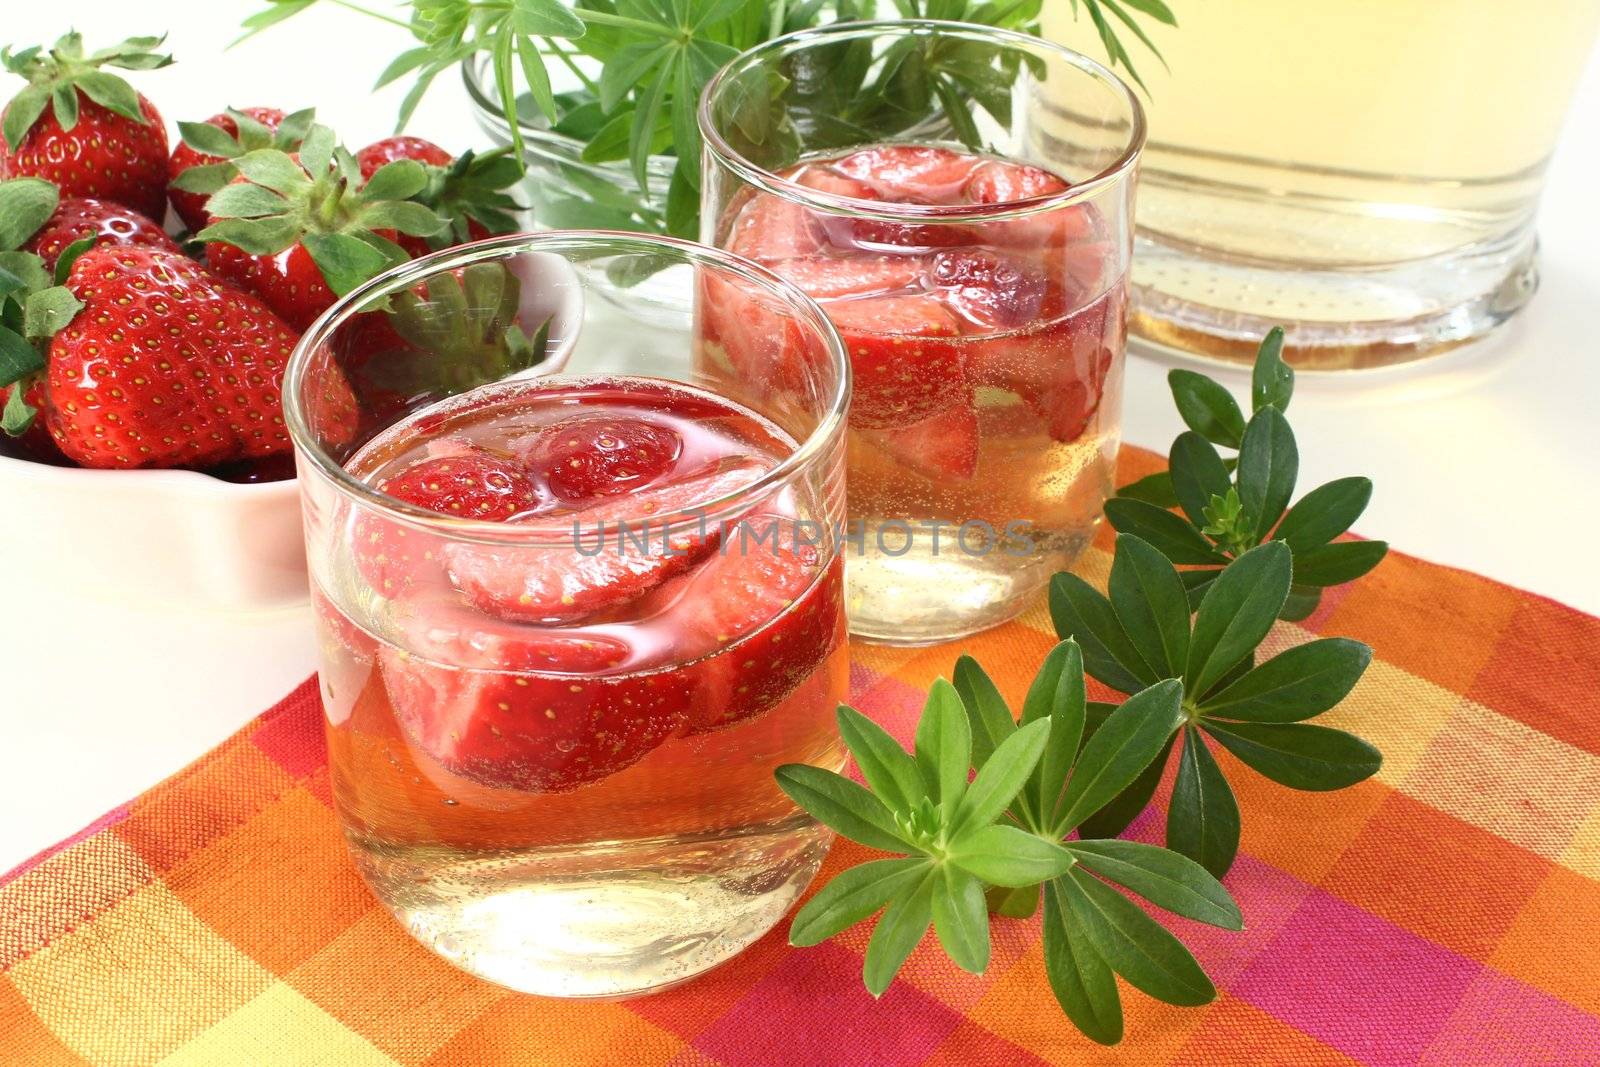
[{"xmin": 4, "ymin": 449, "xmax": 1598, "ymax": 1066}]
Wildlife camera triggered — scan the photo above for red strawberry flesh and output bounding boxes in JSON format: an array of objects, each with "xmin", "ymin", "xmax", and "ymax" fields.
[
  {"xmin": 443, "ymin": 461, "xmax": 766, "ymax": 623},
  {"xmin": 519, "ymin": 415, "xmax": 683, "ymax": 504}
]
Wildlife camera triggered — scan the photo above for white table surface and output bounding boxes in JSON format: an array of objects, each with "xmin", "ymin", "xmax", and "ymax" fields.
[{"xmin": 4, "ymin": 3, "xmax": 1598, "ymax": 873}]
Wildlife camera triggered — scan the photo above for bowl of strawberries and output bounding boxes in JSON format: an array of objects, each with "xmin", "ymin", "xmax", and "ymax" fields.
[{"xmin": 0, "ymin": 32, "xmax": 527, "ymax": 609}]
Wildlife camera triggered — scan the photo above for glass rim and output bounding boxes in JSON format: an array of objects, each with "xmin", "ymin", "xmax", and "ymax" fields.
[
  {"xmin": 698, "ymin": 18, "xmax": 1147, "ymax": 223},
  {"xmin": 284, "ymin": 230, "xmax": 851, "ymax": 545}
]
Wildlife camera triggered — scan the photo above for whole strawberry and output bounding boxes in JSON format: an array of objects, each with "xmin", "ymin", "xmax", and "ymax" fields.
[
  {"xmin": 355, "ymin": 137, "xmax": 522, "ymax": 256},
  {"xmin": 198, "ymin": 124, "xmax": 447, "ymax": 330},
  {"xmin": 28, "ymin": 195, "xmax": 178, "ymax": 271},
  {"xmin": 0, "ymin": 34, "xmax": 171, "ymax": 221},
  {"xmin": 35, "ymin": 246, "xmax": 333, "ymax": 468},
  {"xmin": 168, "ymin": 106, "xmax": 312, "ymax": 232}
]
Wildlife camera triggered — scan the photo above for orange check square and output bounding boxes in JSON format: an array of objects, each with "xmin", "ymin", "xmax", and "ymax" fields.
[
  {"xmin": 0, "ymin": 975, "xmax": 89, "ymax": 1067},
  {"xmin": 1321, "ymin": 792, "xmax": 1554, "ymax": 960},
  {"xmin": 289, "ymin": 908, "xmax": 505, "ymax": 1063},
  {"xmin": 113, "ymin": 740, "xmax": 294, "ymax": 874},
  {"xmin": 423, "ymin": 995, "xmax": 685, "ymax": 1067},
  {"xmin": 1489, "ymin": 865, "xmax": 1600, "ymax": 1015},
  {"xmin": 1467, "ymin": 593, "xmax": 1600, "ymax": 756},
  {"xmin": 1322, "ymin": 559, "xmax": 1517, "ymax": 694},
  {"xmin": 1174, "ymin": 993, "xmax": 1361, "ymax": 1066},
  {"xmin": 164, "ymin": 786, "xmax": 376, "ymax": 974},
  {"xmin": 1217, "ymin": 744, "xmax": 1391, "ymax": 886}
]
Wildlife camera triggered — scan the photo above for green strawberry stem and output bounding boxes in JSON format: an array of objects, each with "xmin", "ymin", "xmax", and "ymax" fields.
[
  {"xmin": 1, "ymin": 32, "xmax": 172, "ymax": 150},
  {"xmin": 196, "ymin": 123, "xmax": 447, "ymax": 297}
]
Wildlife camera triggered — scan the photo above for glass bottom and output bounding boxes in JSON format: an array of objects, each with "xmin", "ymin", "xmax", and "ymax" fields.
[
  {"xmin": 347, "ymin": 817, "xmax": 830, "ymax": 998},
  {"xmin": 845, "ymin": 522, "xmax": 1092, "ymax": 646},
  {"xmin": 1127, "ymin": 226, "xmax": 1539, "ymax": 371}
]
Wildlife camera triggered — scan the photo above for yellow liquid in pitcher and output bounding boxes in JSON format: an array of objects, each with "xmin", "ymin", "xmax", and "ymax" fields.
[{"xmin": 1046, "ymin": 2, "xmax": 1600, "ymax": 366}]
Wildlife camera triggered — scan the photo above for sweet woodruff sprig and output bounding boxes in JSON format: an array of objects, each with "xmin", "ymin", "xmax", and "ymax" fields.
[
  {"xmin": 778, "ymin": 646, "xmax": 1244, "ymax": 1045},
  {"xmin": 781, "ymin": 328, "xmax": 1384, "ymax": 1043},
  {"xmin": 1111, "ymin": 329, "xmax": 1388, "ymax": 621},
  {"xmin": 236, "ymin": 1, "xmax": 1171, "ymax": 237}
]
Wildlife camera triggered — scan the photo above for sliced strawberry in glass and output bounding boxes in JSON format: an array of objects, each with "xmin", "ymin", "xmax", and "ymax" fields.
[
  {"xmin": 831, "ymin": 145, "xmax": 983, "ymax": 198},
  {"xmin": 724, "ymin": 189, "xmax": 821, "ymax": 262},
  {"xmin": 775, "ymin": 254, "xmax": 927, "ymax": 300},
  {"xmin": 681, "ymin": 518, "xmax": 844, "ymax": 733},
  {"xmin": 828, "ymin": 294, "xmax": 966, "ymax": 429},
  {"xmin": 443, "ymin": 460, "xmax": 766, "ymax": 623},
  {"xmin": 519, "ymin": 415, "xmax": 683, "ymax": 504},
  {"xmin": 355, "ymin": 449, "xmax": 541, "ymax": 599},
  {"xmin": 967, "ymin": 288, "xmax": 1119, "ymax": 443},
  {"xmin": 859, "ymin": 397, "xmax": 980, "ymax": 480},
  {"xmin": 380, "ymin": 602, "xmax": 688, "ymax": 793},
  {"xmin": 929, "ymin": 248, "xmax": 1048, "ymax": 331},
  {"xmin": 964, "ymin": 159, "xmax": 1069, "ymax": 204}
]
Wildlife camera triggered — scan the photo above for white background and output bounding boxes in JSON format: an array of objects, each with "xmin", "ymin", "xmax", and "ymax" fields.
[{"xmin": 3, "ymin": 2, "xmax": 1598, "ymax": 871}]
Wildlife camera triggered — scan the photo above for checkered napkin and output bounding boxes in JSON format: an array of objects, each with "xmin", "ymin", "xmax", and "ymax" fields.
[{"xmin": 4, "ymin": 449, "xmax": 1598, "ymax": 1067}]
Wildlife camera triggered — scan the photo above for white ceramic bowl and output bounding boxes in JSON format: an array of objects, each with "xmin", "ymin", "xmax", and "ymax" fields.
[
  {"xmin": 0, "ymin": 454, "xmax": 307, "ymax": 611},
  {"xmin": 1, "ymin": 245, "xmax": 591, "ymax": 613}
]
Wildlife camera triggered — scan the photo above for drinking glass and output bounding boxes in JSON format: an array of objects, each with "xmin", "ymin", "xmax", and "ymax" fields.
[
  {"xmin": 1047, "ymin": 2, "xmax": 1600, "ymax": 369},
  {"xmin": 285, "ymin": 232, "xmax": 850, "ymax": 998},
  {"xmin": 699, "ymin": 19, "xmax": 1144, "ymax": 645}
]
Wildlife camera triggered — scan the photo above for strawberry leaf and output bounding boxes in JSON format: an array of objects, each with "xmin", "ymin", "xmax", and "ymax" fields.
[
  {"xmin": 196, "ymin": 217, "xmax": 301, "ymax": 256},
  {"xmin": 1, "ymin": 86, "xmax": 49, "ymax": 152},
  {"xmin": 1, "ymin": 377, "xmax": 38, "ymax": 434},
  {"xmin": 169, "ymin": 161, "xmax": 237, "ymax": 196},
  {"xmin": 231, "ymin": 149, "xmax": 312, "ymax": 196},
  {"xmin": 73, "ymin": 71, "xmax": 144, "ymax": 125},
  {"xmin": 0, "ymin": 178, "xmax": 58, "ymax": 251},
  {"xmin": 178, "ymin": 119, "xmax": 247, "ymax": 158},
  {"xmin": 52, "ymin": 237, "xmax": 94, "ymax": 283},
  {"xmin": 22, "ymin": 285, "xmax": 82, "ymax": 340},
  {"xmin": 301, "ymin": 232, "xmax": 396, "ymax": 297},
  {"xmin": 205, "ymin": 182, "xmax": 291, "ymax": 219},
  {"xmin": 362, "ymin": 159, "xmax": 429, "ymax": 202},
  {"xmin": 0, "ymin": 323, "xmax": 43, "ymax": 388}
]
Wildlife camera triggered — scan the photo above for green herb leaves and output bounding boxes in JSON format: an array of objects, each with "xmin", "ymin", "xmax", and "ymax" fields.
[
  {"xmin": 777, "ymin": 687, "xmax": 1074, "ymax": 993},
  {"xmin": 780, "ymin": 647, "xmax": 1239, "ymax": 1044},
  {"xmin": 1050, "ymin": 535, "xmax": 1380, "ymax": 875},
  {"xmin": 775, "ymin": 324, "xmax": 1382, "ymax": 1043},
  {"xmin": 236, "ymin": 0, "xmax": 1170, "ymax": 240},
  {"xmin": 1109, "ymin": 330, "xmax": 1387, "ymax": 619}
]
